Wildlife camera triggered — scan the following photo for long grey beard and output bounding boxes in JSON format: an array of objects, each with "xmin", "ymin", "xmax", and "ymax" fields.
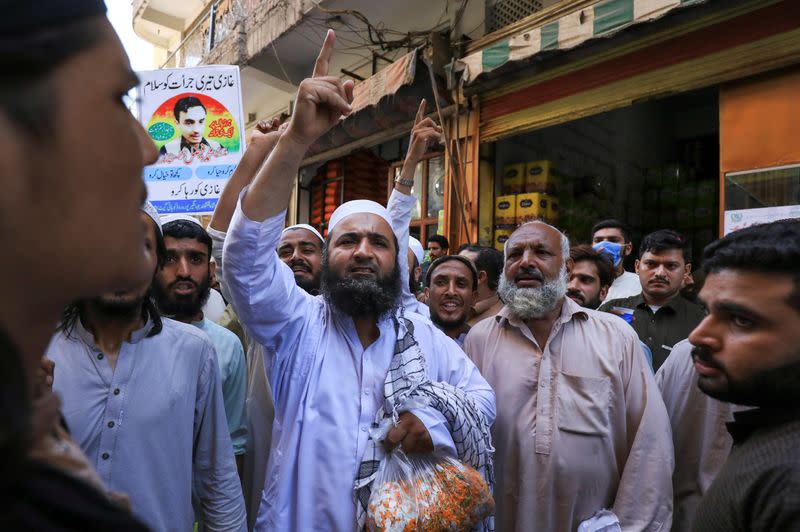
[{"xmin": 498, "ymin": 264, "xmax": 568, "ymax": 320}]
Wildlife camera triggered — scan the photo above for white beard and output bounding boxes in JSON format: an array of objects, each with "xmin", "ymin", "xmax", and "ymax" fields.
[{"xmin": 498, "ymin": 264, "xmax": 568, "ymax": 320}]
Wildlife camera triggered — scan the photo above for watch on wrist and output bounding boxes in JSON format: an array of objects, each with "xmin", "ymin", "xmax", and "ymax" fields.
[{"xmin": 394, "ymin": 176, "xmax": 415, "ymax": 187}]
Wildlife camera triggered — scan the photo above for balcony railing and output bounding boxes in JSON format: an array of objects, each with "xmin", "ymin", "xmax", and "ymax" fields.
[{"xmin": 160, "ymin": 0, "xmax": 251, "ymax": 68}]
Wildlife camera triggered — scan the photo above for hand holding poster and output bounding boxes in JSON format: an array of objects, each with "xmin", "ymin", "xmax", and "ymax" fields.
[{"xmin": 138, "ymin": 66, "xmax": 245, "ymax": 214}]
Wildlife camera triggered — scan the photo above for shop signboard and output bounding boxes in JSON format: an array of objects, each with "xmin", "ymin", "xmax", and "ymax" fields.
[
  {"xmin": 724, "ymin": 204, "xmax": 800, "ymax": 235},
  {"xmin": 138, "ymin": 66, "xmax": 245, "ymax": 215}
]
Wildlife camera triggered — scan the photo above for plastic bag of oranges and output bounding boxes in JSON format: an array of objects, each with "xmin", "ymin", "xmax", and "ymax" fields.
[{"xmin": 366, "ymin": 450, "xmax": 494, "ymax": 532}]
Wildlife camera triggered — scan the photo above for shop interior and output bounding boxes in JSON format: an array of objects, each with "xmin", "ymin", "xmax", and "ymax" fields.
[{"xmin": 489, "ymin": 86, "xmax": 720, "ymax": 267}]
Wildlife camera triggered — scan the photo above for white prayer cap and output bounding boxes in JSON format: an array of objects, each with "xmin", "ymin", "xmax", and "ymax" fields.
[
  {"xmin": 282, "ymin": 223, "xmax": 323, "ymax": 243},
  {"xmin": 140, "ymin": 201, "xmax": 162, "ymax": 234},
  {"xmin": 327, "ymin": 200, "xmax": 392, "ymax": 234},
  {"xmin": 160, "ymin": 213, "xmax": 204, "ymax": 229},
  {"xmin": 408, "ymin": 236, "xmax": 424, "ymax": 265}
]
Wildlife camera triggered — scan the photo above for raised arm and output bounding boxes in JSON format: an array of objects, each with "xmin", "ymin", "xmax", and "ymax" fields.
[
  {"xmin": 222, "ymin": 30, "xmax": 354, "ymax": 349},
  {"xmin": 209, "ymin": 119, "xmax": 283, "ymax": 234},
  {"xmin": 240, "ymin": 30, "xmax": 354, "ymax": 222},
  {"xmin": 387, "ymin": 100, "xmax": 442, "ymax": 315},
  {"xmin": 208, "ymin": 120, "xmax": 283, "ymax": 301}
]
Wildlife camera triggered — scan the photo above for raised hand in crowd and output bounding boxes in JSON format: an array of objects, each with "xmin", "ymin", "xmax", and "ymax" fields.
[
  {"xmin": 395, "ymin": 99, "xmax": 443, "ymax": 196},
  {"xmin": 209, "ymin": 118, "xmax": 286, "ymax": 233},
  {"xmin": 242, "ymin": 30, "xmax": 355, "ymax": 222}
]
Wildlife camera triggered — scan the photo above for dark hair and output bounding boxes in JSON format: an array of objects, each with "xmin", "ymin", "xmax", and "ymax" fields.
[
  {"xmin": 59, "ymin": 217, "xmax": 167, "ymax": 338},
  {"xmin": 591, "ymin": 219, "xmax": 631, "ymax": 243},
  {"xmin": 0, "ymin": 18, "xmax": 103, "ymax": 137},
  {"xmin": 639, "ymin": 229, "xmax": 691, "ymax": 263},
  {"xmin": 427, "ymin": 234, "xmax": 449, "ymax": 250},
  {"xmin": 457, "ymin": 243, "xmax": 473, "ymax": 253},
  {"xmin": 570, "ymin": 244, "xmax": 615, "ymax": 289},
  {"xmin": 703, "ymin": 219, "xmax": 800, "ymax": 312},
  {"xmin": 162, "ymin": 220, "xmax": 212, "ymax": 257},
  {"xmin": 173, "ymin": 96, "xmax": 206, "ymax": 121},
  {"xmin": 425, "ymin": 255, "xmax": 479, "ymax": 290},
  {"xmin": 460, "ymin": 244, "xmax": 503, "ymax": 291}
]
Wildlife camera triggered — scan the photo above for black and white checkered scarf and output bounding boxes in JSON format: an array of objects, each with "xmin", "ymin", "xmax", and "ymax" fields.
[{"xmin": 353, "ymin": 309, "xmax": 495, "ymax": 531}]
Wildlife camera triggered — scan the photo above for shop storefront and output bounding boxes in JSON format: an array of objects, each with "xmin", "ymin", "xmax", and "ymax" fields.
[{"xmin": 456, "ymin": 0, "xmax": 800, "ymax": 256}]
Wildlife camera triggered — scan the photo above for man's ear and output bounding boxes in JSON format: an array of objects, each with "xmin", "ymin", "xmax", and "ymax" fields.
[
  {"xmin": 477, "ymin": 270, "xmax": 488, "ymax": 286},
  {"xmin": 623, "ymin": 242, "xmax": 633, "ymax": 256},
  {"xmin": 634, "ymin": 259, "xmax": 641, "ymax": 274},
  {"xmin": 414, "ymin": 266, "xmax": 422, "ymax": 282},
  {"xmin": 566, "ymin": 257, "xmax": 574, "ymax": 274},
  {"xmin": 209, "ymin": 259, "xmax": 217, "ymax": 279},
  {"xmin": 599, "ymin": 285, "xmax": 609, "ymax": 303},
  {"xmin": 423, "ymin": 286, "xmax": 430, "ymax": 299}
]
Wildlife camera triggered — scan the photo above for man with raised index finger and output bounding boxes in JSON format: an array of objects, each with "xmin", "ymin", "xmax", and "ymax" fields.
[{"xmin": 222, "ymin": 31, "xmax": 495, "ymax": 531}]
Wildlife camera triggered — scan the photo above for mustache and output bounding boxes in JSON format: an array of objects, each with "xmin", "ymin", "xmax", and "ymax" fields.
[
  {"xmin": 649, "ymin": 276, "xmax": 669, "ymax": 284},
  {"xmin": 288, "ymin": 259, "xmax": 311, "ymax": 273},
  {"xmin": 566, "ymin": 289, "xmax": 584, "ymax": 301},
  {"xmin": 346, "ymin": 261, "xmax": 378, "ymax": 274},
  {"xmin": 168, "ymin": 277, "xmax": 198, "ymax": 290},
  {"xmin": 691, "ymin": 345, "xmax": 723, "ymax": 370},
  {"xmin": 515, "ymin": 267, "xmax": 544, "ymax": 283}
]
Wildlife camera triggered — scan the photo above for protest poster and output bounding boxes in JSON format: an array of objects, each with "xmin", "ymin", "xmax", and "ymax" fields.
[{"xmin": 138, "ymin": 66, "xmax": 245, "ymax": 214}]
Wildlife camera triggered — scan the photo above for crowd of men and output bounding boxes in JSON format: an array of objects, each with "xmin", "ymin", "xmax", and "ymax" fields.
[{"xmin": 2, "ymin": 2, "xmax": 799, "ymax": 532}]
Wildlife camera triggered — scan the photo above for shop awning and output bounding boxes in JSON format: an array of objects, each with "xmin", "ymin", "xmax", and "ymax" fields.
[
  {"xmin": 304, "ymin": 48, "xmax": 450, "ymax": 160},
  {"xmin": 457, "ymin": 0, "xmax": 707, "ymax": 84}
]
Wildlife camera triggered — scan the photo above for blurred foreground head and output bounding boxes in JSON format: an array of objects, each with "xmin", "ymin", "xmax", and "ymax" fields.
[
  {"xmin": 690, "ymin": 219, "xmax": 800, "ymax": 407},
  {"xmin": 0, "ymin": 1, "xmax": 158, "ymax": 370}
]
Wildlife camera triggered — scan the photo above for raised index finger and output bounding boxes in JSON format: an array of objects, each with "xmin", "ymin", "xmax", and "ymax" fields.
[
  {"xmin": 414, "ymin": 99, "xmax": 426, "ymax": 125},
  {"xmin": 313, "ymin": 29, "xmax": 336, "ymax": 78}
]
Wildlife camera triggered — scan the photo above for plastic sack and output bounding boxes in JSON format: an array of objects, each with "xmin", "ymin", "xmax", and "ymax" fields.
[{"xmin": 366, "ymin": 449, "xmax": 494, "ymax": 531}]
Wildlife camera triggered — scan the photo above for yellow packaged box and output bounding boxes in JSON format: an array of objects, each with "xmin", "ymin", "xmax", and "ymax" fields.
[
  {"xmin": 516, "ymin": 193, "xmax": 549, "ymax": 224},
  {"xmin": 502, "ymin": 163, "xmax": 526, "ymax": 194},
  {"xmin": 494, "ymin": 195, "xmax": 517, "ymax": 226},
  {"xmin": 494, "ymin": 227, "xmax": 513, "ymax": 252},
  {"xmin": 525, "ymin": 160, "xmax": 557, "ymax": 193}
]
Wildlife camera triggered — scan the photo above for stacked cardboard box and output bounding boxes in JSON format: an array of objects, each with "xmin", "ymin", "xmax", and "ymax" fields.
[{"xmin": 494, "ymin": 160, "xmax": 561, "ymax": 250}]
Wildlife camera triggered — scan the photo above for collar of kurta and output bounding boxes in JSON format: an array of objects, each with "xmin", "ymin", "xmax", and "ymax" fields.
[
  {"xmin": 727, "ymin": 406, "xmax": 800, "ymax": 445},
  {"xmin": 70, "ymin": 313, "xmax": 155, "ymax": 347},
  {"xmin": 496, "ymin": 296, "xmax": 588, "ymax": 329}
]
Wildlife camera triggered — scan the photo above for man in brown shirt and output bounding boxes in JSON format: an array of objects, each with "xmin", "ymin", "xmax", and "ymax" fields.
[
  {"xmin": 464, "ymin": 221, "xmax": 674, "ymax": 532},
  {"xmin": 688, "ymin": 220, "xmax": 800, "ymax": 531},
  {"xmin": 459, "ymin": 245, "xmax": 505, "ymax": 326}
]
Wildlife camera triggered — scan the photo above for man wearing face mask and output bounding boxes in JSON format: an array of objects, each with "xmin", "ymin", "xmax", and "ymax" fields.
[
  {"xmin": 592, "ymin": 220, "xmax": 642, "ymax": 301},
  {"xmin": 600, "ymin": 229, "xmax": 705, "ymax": 371}
]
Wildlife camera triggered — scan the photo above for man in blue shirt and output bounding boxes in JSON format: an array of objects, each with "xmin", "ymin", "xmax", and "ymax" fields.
[
  {"xmin": 155, "ymin": 216, "xmax": 248, "ymax": 470},
  {"xmin": 49, "ymin": 205, "xmax": 246, "ymax": 531}
]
